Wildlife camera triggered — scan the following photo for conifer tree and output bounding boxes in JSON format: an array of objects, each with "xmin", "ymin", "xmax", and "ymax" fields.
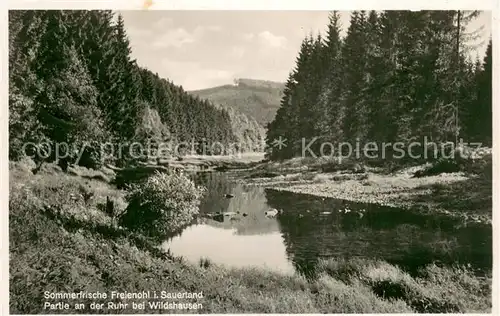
[
  {"xmin": 9, "ymin": 10, "xmax": 245, "ymax": 164},
  {"xmin": 9, "ymin": 11, "xmax": 47, "ymax": 159},
  {"xmin": 475, "ymin": 39, "xmax": 492, "ymax": 145},
  {"xmin": 316, "ymin": 11, "xmax": 343, "ymax": 140},
  {"xmin": 340, "ymin": 11, "xmax": 368, "ymax": 143},
  {"xmin": 266, "ymin": 10, "xmax": 489, "ymax": 161}
]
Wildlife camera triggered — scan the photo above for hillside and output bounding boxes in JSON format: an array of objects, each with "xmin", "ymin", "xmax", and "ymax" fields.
[
  {"xmin": 9, "ymin": 11, "xmax": 267, "ymax": 163},
  {"xmin": 222, "ymin": 105, "xmax": 266, "ymax": 152},
  {"xmin": 190, "ymin": 78, "xmax": 285, "ymax": 127}
]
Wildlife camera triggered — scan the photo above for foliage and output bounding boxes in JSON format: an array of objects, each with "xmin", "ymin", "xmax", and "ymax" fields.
[
  {"xmin": 136, "ymin": 67, "xmax": 238, "ymax": 154},
  {"xmin": 9, "ymin": 10, "xmax": 260, "ymax": 167},
  {"xmin": 267, "ymin": 11, "xmax": 491, "ymax": 161},
  {"xmin": 120, "ymin": 171, "xmax": 205, "ymax": 238}
]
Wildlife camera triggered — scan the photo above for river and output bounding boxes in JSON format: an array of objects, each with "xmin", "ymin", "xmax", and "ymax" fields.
[{"xmin": 162, "ymin": 172, "xmax": 491, "ymax": 277}]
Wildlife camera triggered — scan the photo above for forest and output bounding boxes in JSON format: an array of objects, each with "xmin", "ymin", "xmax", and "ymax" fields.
[
  {"xmin": 9, "ymin": 10, "xmax": 264, "ymax": 168},
  {"xmin": 266, "ymin": 11, "xmax": 492, "ymax": 161}
]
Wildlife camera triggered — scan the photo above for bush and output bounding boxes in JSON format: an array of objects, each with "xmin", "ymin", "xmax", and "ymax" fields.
[
  {"xmin": 77, "ymin": 145, "xmax": 103, "ymax": 170},
  {"xmin": 119, "ymin": 171, "xmax": 205, "ymax": 238},
  {"xmin": 413, "ymin": 158, "xmax": 461, "ymax": 178}
]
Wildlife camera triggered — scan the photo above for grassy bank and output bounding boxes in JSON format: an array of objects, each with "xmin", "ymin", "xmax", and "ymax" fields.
[
  {"xmin": 9, "ymin": 161, "xmax": 491, "ymax": 313},
  {"xmin": 244, "ymin": 154, "xmax": 492, "ymax": 224}
]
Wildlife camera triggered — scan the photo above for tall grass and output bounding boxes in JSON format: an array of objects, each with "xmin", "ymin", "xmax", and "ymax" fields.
[{"xmin": 317, "ymin": 258, "xmax": 491, "ymax": 313}]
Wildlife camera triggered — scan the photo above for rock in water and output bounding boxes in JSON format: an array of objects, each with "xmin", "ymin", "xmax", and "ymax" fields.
[
  {"xmin": 213, "ymin": 214, "xmax": 224, "ymax": 222},
  {"xmin": 352, "ymin": 163, "xmax": 365, "ymax": 174},
  {"xmin": 265, "ymin": 208, "xmax": 279, "ymax": 217}
]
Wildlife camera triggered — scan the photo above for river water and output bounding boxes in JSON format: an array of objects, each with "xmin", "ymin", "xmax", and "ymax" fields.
[{"xmin": 162, "ymin": 172, "xmax": 491, "ymax": 277}]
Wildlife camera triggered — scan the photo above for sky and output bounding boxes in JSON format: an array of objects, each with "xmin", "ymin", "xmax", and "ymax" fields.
[{"xmin": 121, "ymin": 11, "xmax": 492, "ymax": 91}]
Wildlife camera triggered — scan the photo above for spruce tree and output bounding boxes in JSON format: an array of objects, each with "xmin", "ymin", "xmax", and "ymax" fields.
[
  {"xmin": 340, "ymin": 11, "xmax": 368, "ymax": 143},
  {"xmin": 317, "ymin": 11, "xmax": 343, "ymax": 141},
  {"xmin": 475, "ymin": 39, "xmax": 492, "ymax": 144}
]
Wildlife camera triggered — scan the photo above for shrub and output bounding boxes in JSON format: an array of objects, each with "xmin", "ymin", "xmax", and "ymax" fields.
[
  {"xmin": 77, "ymin": 144, "xmax": 103, "ymax": 170},
  {"xmin": 119, "ymin": 171, "xmax": 205, "ymax": 238},
  {"xmin": 413, "ymin": 158, "xmax": 460, "ymax": 178}
]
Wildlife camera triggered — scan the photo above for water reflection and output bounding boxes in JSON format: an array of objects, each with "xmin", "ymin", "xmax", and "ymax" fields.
[
  {"xmin": 267, "ymin": 189, "xmax": 492, "ymax": 276},
  {"xmin": 165, "ymin": 223, "xmax": 294, "ymax": 274},
  {"xmin": 192, "ymin": 172, "xmax": 280, "ymax": 236},
  {"xmin": 163, "ymin": 172, "xmax": 492, "ymax": 277}
]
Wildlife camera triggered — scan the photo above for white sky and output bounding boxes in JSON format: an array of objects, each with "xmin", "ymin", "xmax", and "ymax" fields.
[{"xmin": 121, "ymin": 11, "xmax": 492, "ymax": 90}]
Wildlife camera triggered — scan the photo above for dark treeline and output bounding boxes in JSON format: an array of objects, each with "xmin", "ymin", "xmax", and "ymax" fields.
[
  {"xmin": 266, "ymin": 11, "xmax": 492, "ymax": 160},
  {"xmin": 9, "ymin": 10, "xmax": 258, "ymax": 167}
]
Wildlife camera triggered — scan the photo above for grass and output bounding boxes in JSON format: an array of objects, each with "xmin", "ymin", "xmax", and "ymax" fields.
[
  {"xmin": 317, "ymin": 258, "xmax": 491, "ymax": 313},
  {"xmin": 410, "ymin": 154, "xmax": 492, "ymax": 222},
  {"xmin": 9, "ymin": 161, "xmax": 491, "ymax": 313}
]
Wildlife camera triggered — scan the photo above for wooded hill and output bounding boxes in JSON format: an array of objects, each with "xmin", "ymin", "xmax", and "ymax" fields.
[
  {"xmin": 190, "ymin": 78, "xmax": 285, "ymax": 127},
  {"xmin": 9, "ymin": 10, "xmax": 265, "ymax": 167}
]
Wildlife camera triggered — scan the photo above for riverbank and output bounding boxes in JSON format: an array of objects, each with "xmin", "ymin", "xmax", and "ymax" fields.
[
  {"xmin": 137, "ymin": 152, "xmax": 265, "ymax": 172},
  {"xmin": 9, "ymin": 159, "xmax": 491, "ymax": 313},
  {"xmin": 243, "ymin": 154, "xmax": 492, "ymax": 225}
]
